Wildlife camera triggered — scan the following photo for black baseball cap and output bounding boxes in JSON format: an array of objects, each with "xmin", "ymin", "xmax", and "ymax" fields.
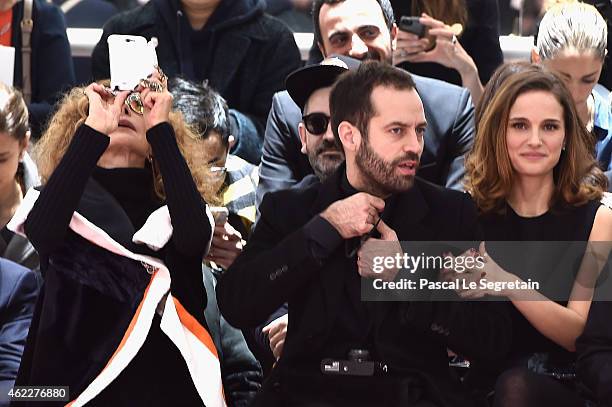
[{"xmin": 286, "ymin": 55, "xmax": 362, "ymax": 111}]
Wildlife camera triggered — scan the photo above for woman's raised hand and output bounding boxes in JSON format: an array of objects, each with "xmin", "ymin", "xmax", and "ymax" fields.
[
  {"xmin": 83, "ymin": 83, "xmax": 129, "ymax": 135},
  {"xmin": 139, "ymin": 67, "xmax": 172, "ymax": 131}
]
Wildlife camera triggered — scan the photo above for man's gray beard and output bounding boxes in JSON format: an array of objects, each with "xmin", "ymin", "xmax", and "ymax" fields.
[{"xmin": 309, "ymin": 153, "xmax": 343, "ymax": 181}]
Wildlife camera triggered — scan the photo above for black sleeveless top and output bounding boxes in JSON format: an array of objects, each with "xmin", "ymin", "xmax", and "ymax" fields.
[{"xmin": 480, "ymin": 200, "xmax": 601, "ymax": 364}]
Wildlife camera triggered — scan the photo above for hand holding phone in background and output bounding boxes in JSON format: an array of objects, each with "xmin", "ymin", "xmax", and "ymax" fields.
[
  {"xmin": 205, "ymin": 207, "xmax": 245, "ymax": 270},
  {"xmin": 210, "ymin": 207, "xmax": 229, "ymax": 226},
  {"xmin": 394, "ymin": 13, "xmax": 469, "ymax": 69},
  {"xmin": 399, "ymin": 16, "xmax": 427, "ymax": 38}
]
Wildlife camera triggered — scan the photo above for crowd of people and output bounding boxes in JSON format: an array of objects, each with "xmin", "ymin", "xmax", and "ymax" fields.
[{"xmin": 0, "ymin": 0, "xmax": 611, "ymax": 406}]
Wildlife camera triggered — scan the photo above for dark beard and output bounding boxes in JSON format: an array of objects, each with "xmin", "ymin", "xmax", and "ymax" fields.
[
  {"xmin": 309, "ymin": 139, "xmax": 344, "ymax": 181},
  {"xmin": 355, "ymin": 137, "xmax": 419, "ymax": 196}
]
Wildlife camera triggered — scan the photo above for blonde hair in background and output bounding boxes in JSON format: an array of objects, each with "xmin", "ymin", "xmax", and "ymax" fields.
[
  {"xmin": 537, "ymin": 1, "xmax": 608, "ymax": 61},
  {"xmin": 34, "ymin": 84, "xmax": 221, "ymax": 206},
  {"xmin": 411, "ymin": 0, "xmax": 468, "ymax": 29}
]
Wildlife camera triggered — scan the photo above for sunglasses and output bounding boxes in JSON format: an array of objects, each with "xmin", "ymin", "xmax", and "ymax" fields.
[
  {"xmin": 303, "ymin": 113, "xmax": 330, "ymax": 136},
  {"xmin": 100, "ymin": 87, "xmax": 144, "ymax": 115},
  {"xmin": 125, "ymin": 92, "xmax": 144, "ymax": 115}
]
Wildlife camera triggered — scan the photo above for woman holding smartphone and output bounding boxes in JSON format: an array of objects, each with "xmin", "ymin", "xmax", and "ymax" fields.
[
  {"xmin": 8, "ymin": 70, "xmax": 225, "ymax": 406},
  {"xmin": 392, "ymin": 0, "xmax": 503, "ymax": 104}
]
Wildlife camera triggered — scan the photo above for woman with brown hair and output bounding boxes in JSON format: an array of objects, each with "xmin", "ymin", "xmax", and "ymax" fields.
[
  {"xmin": 0, "ymin": 83, "xmax": 39, "ymax": 270},
  {"xmin": 7, "ymin": 72, "xmax": 225, "ymax": 406},
  {"xmin": 462, "ymin": 68, "xmax": 612, "ymax": 406},
  {"xmin": 392, "ymin": 0, "xmax": 503, "ymax": 103}
]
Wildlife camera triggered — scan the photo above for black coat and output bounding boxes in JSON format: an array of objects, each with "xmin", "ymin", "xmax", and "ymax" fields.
[
  {"xmin": 91, "ymin": 0, "xmax": 302, "ymax": 164},
  {"xmin": 11, "ymin": 0, "xmax": 75, "ymax": 139},
  {"xmin": 257, "ymin": 74, "xmax": 475, "ymax": 210},
  {"xmin": 218, "ymin": 167, "xmax": 511, "ymax": 407},
  {"xmin": 577, "ymin": 300, "xmax": 612, "ymax": 406},
  {"xmin": 202, "ymin": 267, "xmax": 262, "ymax": 407},
  {"xmin": 0, "ymin": 259, "xmax": 39, "ymax": 407}
]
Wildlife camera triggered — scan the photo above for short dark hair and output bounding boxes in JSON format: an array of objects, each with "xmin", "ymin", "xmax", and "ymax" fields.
[
  {"xmin": 312, "ymin": 0, "xmax": 395, "ymax": 46},
  {"xmin": 330, "ymin": 61, "xmax": 416, "ymax": 145},
  {"xmin": 169, "ymin": 77, "xmax": 231, "ymax": 147}
]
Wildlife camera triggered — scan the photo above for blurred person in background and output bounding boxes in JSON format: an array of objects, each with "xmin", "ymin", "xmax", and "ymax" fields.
[
  {"xmin": 577, "ymin": 0, "xmax": 612, "ymax": 90},
  {"xmin": 533, "ymin": 1, "xmax": 612, "ymax": 190},
  {"xmin": 91, "ymin": 0, "xmax": 302, "ymax": 165},
  {"xmin": 0, "ymin": 83, "xmax": 39, "ymax": 270},
  {"xmin": 0, "ymin": 0, "xmax": 75, "ymax": 139},
  {"xmin": 170, "ymin": 77, "xmax": 257, "ymax": 268},
  {"xmin": 266, "ymin": 0, "xmax": 313, "ymax": 32},
  {"xmin": 392, "ymin": 0, "xmax": 503, "ymax": 104},
  {"xmin": 52, "ymin": 0, "xmax": 119, "ymax": 28},
  {"xmin": 171, "ymin": 78, "xmax": 264, "ymax": 404}
]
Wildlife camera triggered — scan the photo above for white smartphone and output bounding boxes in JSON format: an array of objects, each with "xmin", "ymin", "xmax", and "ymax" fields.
[
  {"xmin": 107, "ymin": 34, "xmax": 158, "ymax": 91},
  {"xmin": 210, "ymin": 207, "xmax": 229, "ymax": 226}
]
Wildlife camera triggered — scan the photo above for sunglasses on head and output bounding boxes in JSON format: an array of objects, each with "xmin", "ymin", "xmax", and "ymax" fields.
[{"xmin": 302, "ymin": 113, "xmax": 330, "ymax": 136}]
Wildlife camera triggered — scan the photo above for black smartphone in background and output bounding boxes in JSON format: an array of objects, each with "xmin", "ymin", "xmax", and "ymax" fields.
[{"xmin": 399, "ymin": 16, "xmax": 426, "ymax": 37}]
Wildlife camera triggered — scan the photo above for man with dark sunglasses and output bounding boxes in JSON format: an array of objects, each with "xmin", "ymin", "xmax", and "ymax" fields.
[
  {"xmin": 254, "ymin": 56, "xmax": 358, "ymax": 371},
  {"xmin": 291, "ymin": 56, "xmax": 361, "ymax": 182}
]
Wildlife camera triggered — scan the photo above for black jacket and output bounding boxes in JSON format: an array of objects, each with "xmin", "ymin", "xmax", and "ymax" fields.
[
  {"xmin": 91, "ymin": 0, "xmax": 302, "ymax": 164},
  {"xmin": 218, "ymin": 167, "xmax": 511, "ymax": 407},
  {"xmin": 0, "ymin": 259, "xmax": 39, "ymax": 407},
  {"xmin": 577, "ymin": 300, "xmax": 612, "ymax": 406},
  {"xmin": 11, "ymin": 0, "xmax": 75, "ymax": 139},
  {"xmin": 257, "ymin": 74, "xmax": 474, "ymax": 209}
]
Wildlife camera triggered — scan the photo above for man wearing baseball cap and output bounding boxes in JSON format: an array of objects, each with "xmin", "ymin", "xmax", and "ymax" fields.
[
  {"xmin": 255, "ymin": 55, "xmax": 361, "ymax": 369},
  {"xmin": 289, "ymin": 55, "xmax": 362, "ymax": 182}
]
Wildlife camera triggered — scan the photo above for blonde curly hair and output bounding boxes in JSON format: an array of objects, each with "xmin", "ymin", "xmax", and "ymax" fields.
[{"xmin": 33, "ymin": 84, "xmax": 221, "ymax": 206}]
